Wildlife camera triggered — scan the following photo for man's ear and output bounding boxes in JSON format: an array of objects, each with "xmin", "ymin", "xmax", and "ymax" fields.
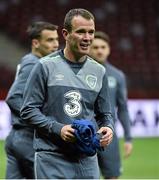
[
  {"xmin": 62, "ymin": 29, "xmax": 69, "ymax": 40},
  {"xmin": 32, "ymin": 39, "xmax": 39, "ymax": 48}
]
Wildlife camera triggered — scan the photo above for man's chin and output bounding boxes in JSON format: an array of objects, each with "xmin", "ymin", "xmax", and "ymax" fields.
[
  {"xmin": 96, "ymin": 58, "xmax": 105, "ymax": 64},
  {"xmin": 80, "ymin": 49, "xmax": 89, "ymax": 55}
]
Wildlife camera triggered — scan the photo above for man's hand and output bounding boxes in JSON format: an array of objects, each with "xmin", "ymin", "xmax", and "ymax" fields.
[
  {"xmin": 60, "ymin": 125, "xmax": 76, "ymax": 142},
  {"xmin": 124, "ymin": 142, "xmax": 133, "ymax": 158},
  {"xmin": 97, "ymin": 127, "xmax": 113, "ymax": 147}
]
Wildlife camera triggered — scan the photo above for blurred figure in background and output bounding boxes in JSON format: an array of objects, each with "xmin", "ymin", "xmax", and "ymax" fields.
[
  {"xmin": 5, "ymin": 21, "xmax": 59, "ymax": 179},
  {"xmin": 89, "ymin": 31, "xmax": 133, "ymax": 179}
]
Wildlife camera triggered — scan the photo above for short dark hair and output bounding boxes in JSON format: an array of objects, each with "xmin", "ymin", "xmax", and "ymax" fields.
[
  {"xmin": 64, "ymin": 8, "xmax": 95, "ymax": 32},
  {"xmin": 27, "ymin": 21, "xmax": 58, "ymax": 40},
  {"xmin": 94, "ymin": 31, "xmax": 110, "ymax": 44}
]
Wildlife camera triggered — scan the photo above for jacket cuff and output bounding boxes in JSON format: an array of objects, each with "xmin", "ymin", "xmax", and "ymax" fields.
[
  {"xmin": 106, "ymin": 124, "xmax": 114, "ymax": 133},
  {"xmin": 52, "ymin": 122, "xmax": 65, "ymax": 136}
]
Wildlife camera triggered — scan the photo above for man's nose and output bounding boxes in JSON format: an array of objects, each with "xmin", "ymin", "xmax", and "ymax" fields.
[
  {"xmin": 54, "ymin": 40, "xmax": 59, "ymax": 46},
  {"xmin": 53, "ymin": 41, "xmax": 59, "ymax": 48},
  {"xmin": 83, "ymin": 32, "xmax": 92, "ymax": 40}
]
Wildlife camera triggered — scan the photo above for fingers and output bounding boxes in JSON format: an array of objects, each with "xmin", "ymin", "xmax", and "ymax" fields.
[
  {"xmin": 97, "ymin": 127, "xmax": 113, "ymax": 147},
  {"xmin": 61, "ymin": 125, "xmax": 76, "ymax": 142},
  {"xmin": 124, "ymin": 142, "xmax": 133, "ymax": 158},
  {"xmin": 97, "ymin": 127, "xmax": 106, "ymax": 134},
  {"xmin": 100, "ymin": 134, "xmax": 113, "ymax": 147}
]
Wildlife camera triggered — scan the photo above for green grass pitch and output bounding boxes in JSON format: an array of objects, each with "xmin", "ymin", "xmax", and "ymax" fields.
[
  {"xmin": 119, "ymin": 137, "xmax": 159, "ymax": 179},
  {"xmin": 0, "ymin": 138, "xmax": 159, "ymax": 179}
]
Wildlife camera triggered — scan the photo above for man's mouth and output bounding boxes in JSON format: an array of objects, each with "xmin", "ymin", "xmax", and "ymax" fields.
[{"xmin": 80, "ymin": 43, "xmax": 90, "ymax": 50}]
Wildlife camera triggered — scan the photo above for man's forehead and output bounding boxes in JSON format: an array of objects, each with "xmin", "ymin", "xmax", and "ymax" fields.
[
  {"xmin": 71, "ymin": 15, "xmax": 95, "ymax": 28},
  {"xmin": 93, "ymin": 38, "xmax": 108, "ymax": 45},
  {"xmin": 40, "ymin": 30, "xmax": 58, "ymax": 38},
  {"xmin": 41, "ymin": 29, "xmax": 57, "ymax": 34}
]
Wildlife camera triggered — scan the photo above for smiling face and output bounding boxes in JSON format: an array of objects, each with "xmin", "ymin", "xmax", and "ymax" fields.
[{"xmin": 63, "ymin": 15, "xmax": 95, "ymax": 62}]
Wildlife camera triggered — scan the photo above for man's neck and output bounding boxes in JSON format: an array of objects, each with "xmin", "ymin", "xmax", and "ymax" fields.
[
  {"xmin": 32, "ymin": 49, "xmax": 42, "ymax": 58},
  {"xmin": 64, "ymin": 48, "xmax": 86, "ymax": 63}
]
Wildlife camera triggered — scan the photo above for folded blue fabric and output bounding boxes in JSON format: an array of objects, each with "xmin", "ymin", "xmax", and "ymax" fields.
[{"xmin": 72, "ymin": 119, "xmax": 104, "ymax": 156}]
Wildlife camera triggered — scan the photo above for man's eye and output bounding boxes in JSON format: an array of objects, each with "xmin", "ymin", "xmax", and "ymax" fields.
[
  {"xmin": 77, "ymin": 31, "xmax": 85, "ymax": 34},
  {"xmin": 89, "ymin": 31, "xmax": 94, "ymax": 35}
]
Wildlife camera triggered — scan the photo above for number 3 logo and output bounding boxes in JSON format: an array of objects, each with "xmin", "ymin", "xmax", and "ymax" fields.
[{"xmin": 64, "ymin": 90, "xmax": 82, "ymax": 117}]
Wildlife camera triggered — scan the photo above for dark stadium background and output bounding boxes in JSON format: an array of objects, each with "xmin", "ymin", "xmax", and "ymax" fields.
[{"xmin": 0, "ymin": 0, "xmax": 159, "ymax": 178}]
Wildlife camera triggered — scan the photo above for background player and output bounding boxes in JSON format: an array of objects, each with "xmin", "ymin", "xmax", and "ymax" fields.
[
  {"xmin": 89, "ymin": 31, "xmax": 133, "ymax": 179},
  {"xmin": 20, "ymin": 8, "xmax": 114, "ymax": 179},
  {"xmin": 5, "ymin": 21, "xmax": 59, "ymax": 179}
]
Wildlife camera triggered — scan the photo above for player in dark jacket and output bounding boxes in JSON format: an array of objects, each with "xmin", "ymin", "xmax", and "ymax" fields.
[
  {"xmin": 20, "ymin": 9, "xmax": 114, "ymax": 179},
  {"xmin": 5, "ymin": 21, "xmax": 59, "ymax": 179},
  {"xmin": 89, "ymin": 31, "xmax": 133, "ymax": 179}
]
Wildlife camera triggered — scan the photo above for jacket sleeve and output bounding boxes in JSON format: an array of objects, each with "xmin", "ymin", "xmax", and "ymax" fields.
[
  {"xmin": 94, "ymin": 72, "xmax": 114, "ymax": 132},
  {"xmin": 6, "ymin": 61, "xmax": 36, "ymax": 116},
  {"xmin": 20, "ymin": 62, "xmax": 64, "ymax": 136},
  {"xmin": 116, "ymin": 73, "xmax": 132, "ymax": 141}
]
